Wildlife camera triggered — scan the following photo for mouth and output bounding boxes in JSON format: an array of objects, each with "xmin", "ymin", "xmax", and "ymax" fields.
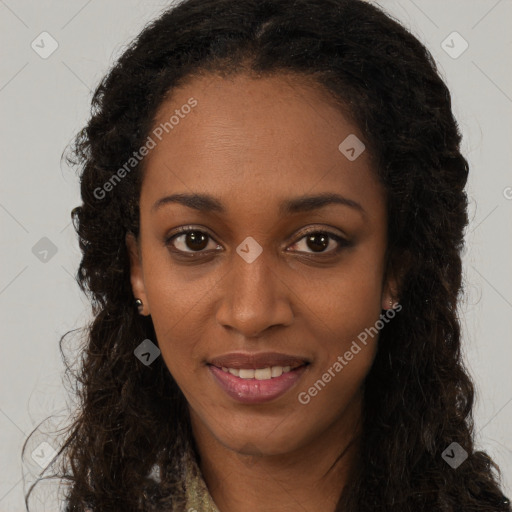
[{"xmin": 207, "ymin": 359, "xmax": 311, "ymax": 404}]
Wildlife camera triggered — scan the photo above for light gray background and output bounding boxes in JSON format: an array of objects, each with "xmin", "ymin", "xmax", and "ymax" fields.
[{"xmin": 1, "ymin": 0, "xmax": 511, "ymax": 510}]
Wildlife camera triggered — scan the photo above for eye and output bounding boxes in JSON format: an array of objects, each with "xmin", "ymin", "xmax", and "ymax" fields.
[
  {"xmin": 165, "ymin": 226, "xmax": 349, "ymax": 257},
  {"xmin": 288, "ymin": 228, "xmax": 349, "ymax": 255},
  {"xmin": 165, "ymin": 226, "xmax": 220, "ymax": 255}
]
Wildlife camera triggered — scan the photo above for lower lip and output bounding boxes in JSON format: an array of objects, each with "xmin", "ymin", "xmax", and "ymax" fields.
[{"xmin": 208, "ymin": 364, "xmax": 309, "ymax": 404}]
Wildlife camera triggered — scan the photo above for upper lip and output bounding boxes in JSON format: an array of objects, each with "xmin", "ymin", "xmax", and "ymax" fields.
[{"xmin": 208, "ymin": 351, "xmax": 310, "ymax": 370}]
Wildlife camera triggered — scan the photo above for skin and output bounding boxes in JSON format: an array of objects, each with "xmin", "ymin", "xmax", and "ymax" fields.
[{"xmin": 127, "ymin": 72, "xmax": 397, "ymax": 512}]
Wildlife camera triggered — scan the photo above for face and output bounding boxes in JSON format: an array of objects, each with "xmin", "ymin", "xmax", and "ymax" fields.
[{"xmin": 127, "ymin": 72, "xmax": 395, "ymax": 457}]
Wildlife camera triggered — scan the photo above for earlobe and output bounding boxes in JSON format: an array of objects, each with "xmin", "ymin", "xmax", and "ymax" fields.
[
  {"xmin": 381, "ymin": 285, "xmax": 398, "ymax": 311},
  {"xmin": 381, "ymin": 267, "xmax": 400, "ymax": 311},
  {"xmin": 125, "ymin": 232, "xmax": 150, "ymax": 315}
]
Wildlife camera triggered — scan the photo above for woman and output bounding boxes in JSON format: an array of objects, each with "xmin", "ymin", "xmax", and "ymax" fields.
[{"xmin": 25, "ymin": 0, "xmax": 511, "ymax": 510}]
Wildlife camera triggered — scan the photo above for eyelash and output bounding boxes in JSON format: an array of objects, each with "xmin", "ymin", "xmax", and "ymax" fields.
[{"xmin": 164, "ymin": 225, "xmax": 350, "ymax": 257}]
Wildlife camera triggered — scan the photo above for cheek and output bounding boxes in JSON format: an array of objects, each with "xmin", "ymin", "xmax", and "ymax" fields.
[
  {"xmin": 294, "ymin": 250, "xmax": 384, "ymax": 401},
  {"xmin": 139, "ymin": 258, "xmax": 207, "ymax": 382},
  {"xmin": 300, "ymin": 332, "xmax": 378, "ymax": 404},
  {"xmin": 299, "ymin": 249, "xmax": 385, "ymax": 338},
  {"xmin": 297, "ymin": 290, "xmax": 381, "ymax": 405},
  {"xmin": 295, "ymin": 277, "xmax": 383, "ymax": 420},
  {"xmin": 139, "ymin": 240, "xmax": 216, "ymax": 342}
]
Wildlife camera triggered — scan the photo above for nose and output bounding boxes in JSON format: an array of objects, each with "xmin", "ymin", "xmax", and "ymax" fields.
[{"xmin": 215, "ymin": 245, "xmax": 294, "ymax": 338}]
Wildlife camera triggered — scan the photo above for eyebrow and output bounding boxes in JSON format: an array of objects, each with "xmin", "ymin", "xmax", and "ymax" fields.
[{"xmin": 151, "ymin": 192, "xmax": 366, "ymax": 217}]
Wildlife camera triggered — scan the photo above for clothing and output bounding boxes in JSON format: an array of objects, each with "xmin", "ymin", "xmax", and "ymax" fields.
[{"xmin": 183, "ymin": 448, "xmax": 221, "ymax": 512}]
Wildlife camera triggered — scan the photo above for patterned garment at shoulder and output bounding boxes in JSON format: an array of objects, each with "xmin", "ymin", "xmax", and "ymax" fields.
[{"xmin": 182, "ymin": 448, "xmax": 221, "ymax": 512}]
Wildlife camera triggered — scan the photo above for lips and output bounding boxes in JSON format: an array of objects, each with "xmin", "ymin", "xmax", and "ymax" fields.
[
  {"xmin": 208, "ymin": 363, "xmax": 309, "ymax": 404},
  {"xmin": 207, "ymin": 351, "xmax": 310, "ymax": 370}
]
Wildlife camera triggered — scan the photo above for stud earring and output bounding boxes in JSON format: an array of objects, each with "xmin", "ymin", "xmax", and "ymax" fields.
[{"xmin": 134, "ymin": 298, "xmax": 144, "ymax": 314}]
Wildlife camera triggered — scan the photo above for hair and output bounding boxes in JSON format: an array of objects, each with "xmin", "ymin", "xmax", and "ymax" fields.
[{"xmin": 23, "ymin": 0, "xmax": 511, "ymax": 510}]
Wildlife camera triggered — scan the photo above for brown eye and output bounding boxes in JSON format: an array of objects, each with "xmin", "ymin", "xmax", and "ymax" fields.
[
  {"xmin": 305, "ymin": 233, "xmax": 330, "ymax": 252},
  {"xmin": 290, "ymin": 230, "xmax": 348, "ymax": 255},
  {"xmin": 166, "ymin": 228, "xmax": 218, "ymax": 253}
]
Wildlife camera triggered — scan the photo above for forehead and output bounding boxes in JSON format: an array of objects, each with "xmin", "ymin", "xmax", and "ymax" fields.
[{"xmin": 140, "ymin": 72, "xmax": 385, "ymax": 218}]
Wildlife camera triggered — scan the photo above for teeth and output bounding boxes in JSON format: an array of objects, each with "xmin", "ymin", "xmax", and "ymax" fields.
[
  {"xmin": 254, "ymin": 368, "xmax": 271, "ymax": 380},
  {"xmin": 239, "ymin": 368, "xmax": 255, "ymax": 379},
  {"xmin": 221, "ymin": 365, "xmax": 295, "ymax": 379},
  {"xmin": 271, "ymin": 366, "xmax": 282, "ymax": 378}
]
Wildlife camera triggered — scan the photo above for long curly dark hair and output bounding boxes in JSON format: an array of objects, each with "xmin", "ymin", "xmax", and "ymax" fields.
[{"xmin": 23, "ymin": 0, "xmax": 511, "ymax": 510}]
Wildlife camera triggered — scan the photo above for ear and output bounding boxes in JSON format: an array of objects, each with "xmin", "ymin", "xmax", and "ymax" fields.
[
  {"xmin": 381, "ymin": 249, "xmax": 408, "ymax": 310},
  {"xmin": 381, "ymin": 271, "xmax": 399, "ymax": 310},
  {"xmin": 126, "ymin": 232, "xmax": 150, "ymax": 315}
]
